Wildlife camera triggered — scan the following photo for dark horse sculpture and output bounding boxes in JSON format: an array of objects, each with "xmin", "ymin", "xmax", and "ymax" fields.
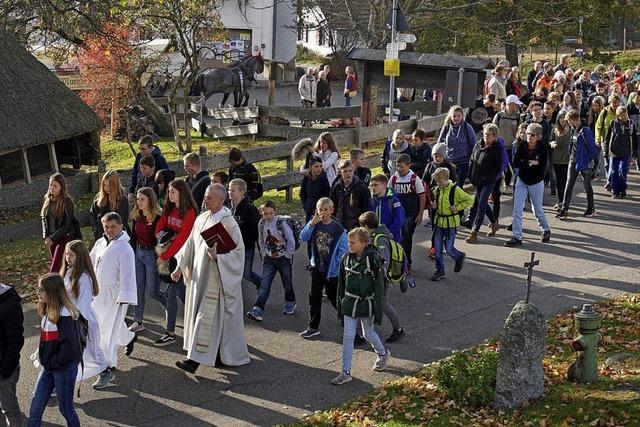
[{"xmin": 190, "ymin": 54, "xmax": 264, "ymax": 107}]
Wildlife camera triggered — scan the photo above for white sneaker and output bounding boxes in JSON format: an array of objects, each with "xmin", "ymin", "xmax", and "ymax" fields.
[
  {"xmin": 331, "ymin": 371, "xmax": 353, "ymax": 385},
  {"xmin": 128, "ymin": 321, "xmax": 146, "ymax": 333}
]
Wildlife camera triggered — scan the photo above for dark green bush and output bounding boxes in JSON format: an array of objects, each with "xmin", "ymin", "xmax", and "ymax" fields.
[{"xmin": 434, "ymin": 350, "xmax": 498, "ymax": 408}]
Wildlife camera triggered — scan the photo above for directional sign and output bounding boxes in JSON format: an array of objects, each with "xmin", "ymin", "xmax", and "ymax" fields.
[
  {"xmin": 384, "ymin": 59, "xmax": 400, "ymax": 77},
  {"xmin": 386, "ymin": 49, "xmax": 398, "ymax": 59},
  {"xmin": 396, "ymin": 33, "xmax": 416, "ymax": 44},
  {"xmin": 387, "ymin": 42, "xmax": 406, "ymax": 51},
  {"xmin": 564, "ymin": 36, "xmax": 578, "ymax": 44},
  {"xmin": 575, "ymin": 48, "xmax": 584, "ymax": 58}
]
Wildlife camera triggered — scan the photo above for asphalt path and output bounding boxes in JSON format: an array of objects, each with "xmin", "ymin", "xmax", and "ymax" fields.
[{"xmin": 14, "ymin": 172, "xmax": 640, "ymax": 426}]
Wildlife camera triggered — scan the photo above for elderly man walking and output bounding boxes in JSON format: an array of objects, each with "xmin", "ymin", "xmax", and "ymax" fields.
[
  {"xmin": 298, "ymin": 67, "xmax": 317, "ymax": 127},
  {"xmin": 171, "ymin": 184, "xmax": 250, "ymax": 374}
]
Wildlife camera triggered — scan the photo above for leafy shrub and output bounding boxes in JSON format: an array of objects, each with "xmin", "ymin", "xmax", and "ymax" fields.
[{"xmin": 434, "ymin": 350, "xmax": 498, "ymax": 408}]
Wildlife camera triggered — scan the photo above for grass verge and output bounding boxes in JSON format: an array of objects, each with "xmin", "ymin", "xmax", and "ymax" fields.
[{"xmin": 297, "ymin": 294, "xmax": 640, "ymax": 426}]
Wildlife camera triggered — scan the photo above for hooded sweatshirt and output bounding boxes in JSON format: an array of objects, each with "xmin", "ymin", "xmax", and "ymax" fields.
[
  {"xmin": 0, "ymin": 284, "xmax": 24, "ymax": 378},
  {"xmin": 337, "ymin": 246, "xmax": 385, "ymax": 324},
  {"xmin": 300, "ymin": 170, "xmax": 331, "ymax": 218},
  {"xmin": 381, "ymin": 139, "xmax": 411, "ymax": 175},
  {"xmin": 368, "ymin": 188, "xmax": 404, "ymax": 242},
  {"xmin": 437, "ymin": 121, "xmax": 477, "ymax": 164},
  {"xmin": 329, "ymin": 175, "xmax": 371, "ymax": 230}
]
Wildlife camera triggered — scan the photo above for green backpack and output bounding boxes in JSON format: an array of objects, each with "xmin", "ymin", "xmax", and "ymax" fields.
[{"xmin": 372, "ymin": 233, "xmax": 407, "ymax": 285}]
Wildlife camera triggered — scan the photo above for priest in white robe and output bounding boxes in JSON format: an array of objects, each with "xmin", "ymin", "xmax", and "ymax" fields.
[
  {"xmin": 172, "ymin": 184, "xmax": 250, "ymax": 373},
  {"xmin": 90, "ymin": 212, "xmax": 137, "ymax": 387}
]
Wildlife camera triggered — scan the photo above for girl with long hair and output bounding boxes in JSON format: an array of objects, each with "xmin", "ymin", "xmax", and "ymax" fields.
[
  {"xmin": 128, "ymin": 187, "xmax": 165, "ymax": 334},
  {"xmin": 561, "ymin": 91, "xmax": 579, "ymax": 113},
  {"xmin": 89, "ymin": 170, "xmax": 130, "ymax": 240},
  {"xmin": 588, "ymin": 96, "xmax": 606, "ymax": 134},
  {"xmin": 60, "ymin": 240, "xmax": 108, "ymax": 387},
  {"xmin": 28, "ymin": 273, "xmax": 82, "ymax": 426},
  {"xmin": 312, "ymin": 132, "xmax": 341, "ymax": 186},
  {"xmin": 437, "ymin": 105, "xmax": 477, "ymax": 187},
  {"xmin": 154, "ymin": 180, "xmax": 197, "ymax": 346},
  {"xmin": 41, "ymin": 173, "xmax": 78, "ymax": 273}
]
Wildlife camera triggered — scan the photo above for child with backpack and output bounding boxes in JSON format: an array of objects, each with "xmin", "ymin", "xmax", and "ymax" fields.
[
  {"xmin": 367, "ymin": 174, "xmax": 404, "ymax": 242},
  {"xmin": 61, "ymin": 240, "xmax": 107, "ymax": 387},
  {"xmin": 359, "ymin": 212, "xmax": 405, "ymax": 343},
  {"xmin": 331, "ymin": 227, "xmax": 389, "ymax": 385},
  {"xmin": 229, "ymin": 178, "xmax": 263, "ymax": 290},
  {"xmin": 389, "ymin": 154, "xmax": 427, "ymax": 272},
  {"xmin": 430, "ymin": 167, "xmax": 474, "ymax": 281},
  {"xmin": 29, "ymin": 273, "xmax": 83, "ymax": 427},
  {"xmin": 247, "ymin": 200, "xmax": 297, "ymax": 321},
  {"xmin": 299, "ymin": 197, "xmax": 348, "ymax": 339},
  {"xmin": 423, "ymin": 143, "xmax": 457, "ymax": 258}
]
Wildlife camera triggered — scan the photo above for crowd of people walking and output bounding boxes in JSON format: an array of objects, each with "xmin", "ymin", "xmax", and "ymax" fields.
[{"xmin": 0, "ymin": 56, "xmax": 638, "ymax": 425}]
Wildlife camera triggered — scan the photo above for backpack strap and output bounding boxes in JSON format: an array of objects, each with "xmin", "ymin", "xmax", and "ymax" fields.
[
  {"xmin": 410, "ymin": 173, "xmax": 417, "ymax": 194},
  {"xmin": 449, "ymin": 183, "xmax": 457, "ymax": 208}
]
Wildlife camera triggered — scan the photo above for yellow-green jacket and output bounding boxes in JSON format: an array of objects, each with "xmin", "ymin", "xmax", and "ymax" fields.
[{"xmin": 432, "ymin": 182, "xmax": 474, "ymax": 229}]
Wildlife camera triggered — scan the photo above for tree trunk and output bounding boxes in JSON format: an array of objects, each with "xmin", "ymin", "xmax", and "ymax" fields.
[
  {"xmin": 136, "ymin": 91, "xmax": 173, "ymax": 137},
  {"xmin": 504, "ymin": 41, "xmax": 518, "ymax": 67},
  {"xmin": 183, "ymin": 95, "xmax": 192, "ymax": 153},
  {"xmin": 168, "ymin": 97, "xmax": 184, "ymax": 154}
]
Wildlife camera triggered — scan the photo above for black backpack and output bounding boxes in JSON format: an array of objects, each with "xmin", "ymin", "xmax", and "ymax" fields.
[{"xmin": 75, "ymin": 313, "xmax": 89, "ymax": 397}]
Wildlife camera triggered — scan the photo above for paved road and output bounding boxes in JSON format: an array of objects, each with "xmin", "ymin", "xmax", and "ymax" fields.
[{"xmin": 15, "ymin": 173, "xmax": 640, "ymax": 426}]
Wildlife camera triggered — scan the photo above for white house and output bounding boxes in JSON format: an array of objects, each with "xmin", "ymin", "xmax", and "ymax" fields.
[{"xmin": 297, "ymin": 5, "xmax": 367, "ymax": 57}]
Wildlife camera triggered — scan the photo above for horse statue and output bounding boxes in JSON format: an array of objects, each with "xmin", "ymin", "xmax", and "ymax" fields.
[{"xmin": 189, "ymin": 54, "xmax": 265, "ymax": 108}]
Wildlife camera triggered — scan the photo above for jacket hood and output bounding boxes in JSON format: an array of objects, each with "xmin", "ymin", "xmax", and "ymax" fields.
[
  {"xmin": 390, "ymin": 140, "xmax": 409, "ymax": 153},
  {"xmin": 152, "ymin": 146, "xmax": 162, "ymax": 156},
  {"xmin": 155, "ymin": 169, "xmax": 176, "ymax": 184},
  {"xmin": 0, "ymin": 284, "xmax": 21, "ymax": 304},
  {"xmin": 372, "ymin": 224, "xmax": 393, "ymax": 238}
]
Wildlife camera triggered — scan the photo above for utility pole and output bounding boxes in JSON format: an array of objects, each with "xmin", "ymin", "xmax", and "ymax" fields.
[{"xmin": 388, "ymin": 0, "xmax": 397, "ymax": 124}]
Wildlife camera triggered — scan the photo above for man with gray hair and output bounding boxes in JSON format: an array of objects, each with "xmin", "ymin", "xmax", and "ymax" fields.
[
  {"xmin": 298, "ymin": 67, "xmax": 317, "ymax": 127},
  {"xmin": 172, "ymin": 184, "xmax": 250, "ymax": 373}
]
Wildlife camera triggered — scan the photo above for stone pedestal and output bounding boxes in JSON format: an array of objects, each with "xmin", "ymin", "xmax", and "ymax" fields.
[{"xmin": 494, "ymin": 301, "xmax": 547, "ymax": 409}]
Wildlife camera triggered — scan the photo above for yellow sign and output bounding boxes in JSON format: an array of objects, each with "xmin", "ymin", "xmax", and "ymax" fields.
[{"xmin": 384, "ymin": 59, "xmax": 400, "ymax": 77}]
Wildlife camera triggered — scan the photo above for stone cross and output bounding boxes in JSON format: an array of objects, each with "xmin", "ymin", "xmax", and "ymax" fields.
[{"xmin": 524, "ymin": 251, "xmax": 540, "ymax": 303}]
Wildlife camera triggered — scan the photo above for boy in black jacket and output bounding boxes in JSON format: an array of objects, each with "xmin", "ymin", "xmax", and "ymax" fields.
[
  {"xmin": 330, "ymin": 159, "xmax": 371, "ymax": 230},
  {"xmin": 229, "ymin": 178, "xmax": 263, "ymax": 289},
  {"xmin": 409, "ymin": 128, "xmax": 432, "ymax": 178},
  {"xmin": 228, "ymin": 148, "xmax": 264, "ymax": 201},
  {"xmin": 0, "ymin": 282, "xmax": 24, "ymax": 427},
  {"xmin": 300, "ymin": 157, "xmax": 331, "ymax": 260}
]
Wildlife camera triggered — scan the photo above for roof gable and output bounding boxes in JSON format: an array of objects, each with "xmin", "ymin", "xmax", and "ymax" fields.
[{"xmin": 0, "ymin": 31, "xmax": 102, "ymax": 153}]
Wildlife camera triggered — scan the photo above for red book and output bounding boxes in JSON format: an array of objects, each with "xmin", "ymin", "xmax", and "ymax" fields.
[{"xmin": 200, "ymin": 221, "xmax": 237, "ymax": 254}]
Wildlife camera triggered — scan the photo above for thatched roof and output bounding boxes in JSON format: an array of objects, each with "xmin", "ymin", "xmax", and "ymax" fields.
[
  {"xmin": 348, "ymin": 48, "xmax": 495, "ymax": 71},
  {"xmin": 0, "ymin": 31, "xmax": 102, "ymax": 154}
]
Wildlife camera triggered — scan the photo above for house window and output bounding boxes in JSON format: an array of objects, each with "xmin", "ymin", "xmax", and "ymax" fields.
[
  {"xmin": 305, "ymin": 28, "xmax": 309, "ymax": 43},
  {"xmin": 297, "ymin": 25, "xmax": 304, "ymax": 41},
  {"xmin": 319, "ymin": 26, "xmax": 326, "ymax": 46}
]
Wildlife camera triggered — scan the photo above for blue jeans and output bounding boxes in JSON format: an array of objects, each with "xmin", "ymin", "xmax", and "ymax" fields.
[
  {"xmin": 472, "ymin": 180, "xmax": 498, "ymax": 232},
  {"xmin": 254, "ymin": 256, "xmax": 295, "ymax": 310},
  {"xmin": 166, "ymin": 278, "xmax": 186, "ymax": 333},
  {"xmin": 243, "ymin": 248, "xmax": 263, "ymax": 288},
  {"xmin": 134, "ymin": 248, "xmax": 167, "ymax": 322},
  {"xmin": 512, "ymin": 180, "xmax": 550, "ymax": 240},
  {"xmin": 454, "ymin": 162, "xmax": 469, "ymax": 187},
  {"xmin": 433, "ymin": 226, "xmax": 463, "ymax": 272},
  {"xmin": 345, "ymin": 95, "xmax": 351, "ymax": 107},
  {"xmin": 28, "ymin": 363, "xmax": 80, "ymax": 427},
  {"xmin": 609, "ymin": 156, "xmax": 629, "ymax": 195},
  {"xmin": 341, "ymin": 316, "xmax": 385, "ymax": 373},
  {"xmin": 401, "ymin": 214, "xmax": 418, "ymax": 267}
]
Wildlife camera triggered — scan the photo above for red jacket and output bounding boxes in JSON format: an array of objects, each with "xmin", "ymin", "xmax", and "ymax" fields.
[{"xmin": 155, "ymin": 207, "xmax": 196, "ymax": 260}]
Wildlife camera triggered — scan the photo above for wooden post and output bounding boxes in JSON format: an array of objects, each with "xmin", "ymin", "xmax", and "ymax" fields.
[
  {"xmin": 48, "ymin": 142, "xmax": 59, "ymax": 173},
  {"xmin": 20, "ymin": 148, "xmax": 32, "ymax": 184},
  {"xmin": 285, "ymin": 156, "xmax": 293, "ymax": 203},
  {"xmin": 355, "ymin": 120, "xmax": 362, "ymax": 149}
]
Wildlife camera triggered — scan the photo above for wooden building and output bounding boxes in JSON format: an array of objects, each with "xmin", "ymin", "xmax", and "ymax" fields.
[
  {"xmin": 0, "ymin": 31, "xmax": 102, "ymax": 188},
  {"xmin": 347, "ymin": 48, "xmax": 494, "ymax": 126}
]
